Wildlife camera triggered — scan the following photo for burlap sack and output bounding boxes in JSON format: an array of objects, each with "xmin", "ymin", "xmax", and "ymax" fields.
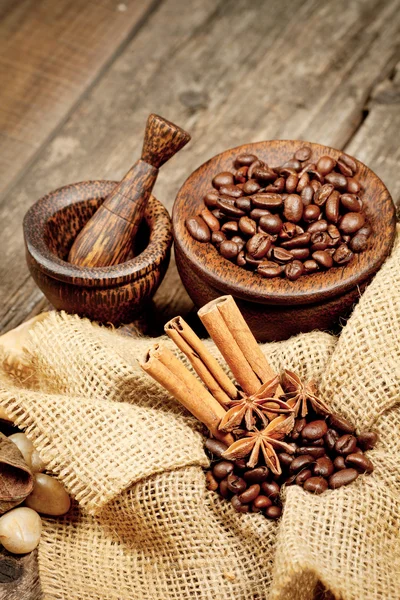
[{"xmin": 0, "ymin": 229, "xmax": 399, "ymax": 600}]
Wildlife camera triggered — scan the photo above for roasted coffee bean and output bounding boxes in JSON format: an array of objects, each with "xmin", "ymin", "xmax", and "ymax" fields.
[
  {"xmin": 303, "ymin": 259, "xmax": 319, "ymax": 273},
  {"xmin": 231, "ymin": 495, "xmax": 250, "ymax": 513},
  {"xmin": 333, "ymin": 244, "xmax": 353, "ymax": 265},
  {"xmin": 252, "ymin": 495, "xmax": 272, "ymax": 510},
  {"xmin": 324, "ymin": 172, "xmax": 347, "ymax": 189},
  {"xmin": 186, "ymin": 216, "xmax": 211, "ymax": 242},
  {"xmin": 325, "ymin": 190, "xmax": 341, "ymax": 223},
  {"xmin": 205, "ymin": 472, "xmax": 219, "ymax": 491},
  {"xmin": 285, "ymin": 173, "xmax": 299, "ymax": 193},
  {"xmin": 310, "ymin": 179, "xmax": 322, "ymax": 194},
  {"xmin": 290, "ymin": 248, "xmax": 310, "ymax": 260},
  {"xmin": 200, "ymin": 208, "xmax": 220, "ymax": 232},
  {"xmin": 280, "ymin": 166, "xmax": 298, "ymax": 178},
  {"xmin": 243, "ymin": 179, "xmax": 261, "ymax": 195},
  {"xmin": 245, "ymin": 254, "xmax": 264, "ymax": 268},
  {"xmin": 337, "ymin": 158, "xmax": 353, "ymax": 178},
  {"xmin": 304, "ymin": 476, "xmax": 328, "ymax": 494},
  {"xmin": 217, "ymin": 198, "xmax": 246, "ymax": 218},
  {"xmin": 234, "ymin": 459, "xmax": 248, "ymax": 470},
  {"xmin": 296, "ymin": 469, "xmax": 313, "ymax": 485},
  {"xmin": 350, "ymin": 233, "xmax": 368, "ymax": 253},
  {"xmin": 243, "ymin": 467, "xmax": 270, "ymax": 484},
  {"xmin": 357, "ymin": 223, "xmax": 372, "ymax": 238},
  {"xmin": 219, "ymin": 184, "xmax": 243, "ymax": 199},
  {"xmin": 312, "ymin": 250, "xmax": 333, "ymax": 269},
  {"xmin": 345, "ymin": 453, "xmax": 374, "ymax": 474},
  {"xmin": 310, "ymin": 438, "xmax": 325, "ymax": 446},
  {"xmin": 221, "ymin": 221, "xmax": 239, "ymax": 234},
  {"xmin": 252, "ymin": 193, "xmax": 283, "ymax": 210},
  {"xmin": 333, "ymin": 456, "xmax": 346, "ymax": 470},
  {"xmin": 212, "ymin": 172, "xmax": 234, "ymax": 189},
  {"xmin": 310, "ymin": 231, "xmax": 330, "ymax": 252},
  {"xmin": 259, "ymin": 214, "xmax": 283, "ymax": 234},
  {"xmin": 279, "ymin": 221, "xmax": 297, "ymax": 239},
  {"xmin": 281, "ymin": 232, "xmax": 311, "ymax": 249},
  {"xmin": 235, "ymin": 197, "xmax": 252, "ymax": 212},
  {"xmin": 238, "ymin": 484, "xmax": 260, "ymax": 503},
  {"xmin": 329, "ymin": 468, "xmax": 359, "ymax": 489},
  {"xmin": 301, "ymin": 185, "xmax": 314, "ymax": 206},
  {"xmin": 326, "ymin": 224, "xmax": 341, "ymax": 246},
  {"xmin": 335, "ymin": 434, "xmax": 357, "ymax": 456},
  {"xmin": 204, "ymin": 191, "xmax": 220, "ymax": 208},
  {"xmin": 282, "ymin": 158, "xmax": 302, "ymax": 172},
  {"xmin": 272, "ymin": 247, "xmax": 294, "ymax": 263},
  {"xmin": 295, "ymin": 225, "xmax": 305, "ymax": 235},
  {"xmin": 239, "ymin": 216, "xmax": 257, "ymax": 236},
  {"xmin": 248, "ymin": 159, "xmax": 265, "ymax": 179},
  {"xmin": 211, "ymin": 231, "xmax": 226, "ymax": 246},
  {"xmin": 261, "ymin": 480, "xmax": 280, "ymax": 499},
  {"xmin": 301, "ymin": 420, "xmax": 328, "ymax": 440},
  {"xmin": 249, "ymin": 208, "xmax": 270, "ymax": 220},
  {"xmin": 307, "ymin": 220, "xmax": 328, "ymax": 234},
  {"xmin": 339, "ymin": 153, "xmax": 357, "ymax": 175},
  {"xmin": 246, "ymin": 233, "xmax": 272, "ymax": 259},
  {"xmin": 296, "ymin": 446, "xmax": 326, "ymax": 459},
  {"xmin": 353, "ymin": 447, "xmax": 363, "ymax": 454},
  {"xmin": 227, "ymin": 474, "xmax": 247, "ymax": 494},
  {"xmin": 253, "ymin": 167, "xmax": 278, "ymax": 182},
  {"xmin": 347, "ymin": 178, "xmax": 361, "ymax": 194},
  {"xmin": 236, "ymin": 250, "xmax": 247, "ymax": 267},
  {"xmin": 278, "ymin": 453, "xmax": 294, "ymax": 469},
  {"xmin": 303, "ymin": 204, "xmax": 321, "ymax": 222},
  {"xmin": 340, "ymin": 193, "xmax": 363, "ymax": 212},
  {"xmin": 205, "ymin": 439, "xmax": 228, "ymax": 458},
  {"xmin": 329, "ymin": 414, "xmax": 355, "ymax": 434},
  {"xmin": 307, "ymin": 165, "xmax": 324, "ymax": 183},
  {"xmin": 324, "ymin": 429, "xmax": 339, "ymax": 451},
  {"xmin": 314, "ymin": 184, "xmax": 335, "ymax": 206},
  {"xmin": 295, "ymin": 146, "xmax": 312, "ymax": 161},
  {"xmin": 339, "ymin": 212, "xmax": 365, "ymax": 234},
  {"xmin": 219, "ymin": 240, "xmax": 239, "ymax": 260},
  {"xmin": 231, "ymin": 235, "xmax": 245, "ymax": 251},
  {"xmin": 357, "ymin": 431, "xmax": 378, "ymax": 451},
  {"xmin": 289, "ymin": 455, "xmax": 314, "ymax": 474},
  {"xmin": 213, "ymin": 461, "xmax": 234, "ymax": 479},
  {"xmin": 266, "ymin": 505, "xmax": 282, "ymax": 519},
  {"xmin": 291, "ymin": 418, "xmax": 307, "ymax": 440},
  {"xmin": 316, "ymin": 156, "xmax": 336, "ymax": 176},
  {"xmin": 235, "ymin": 166, "xmax": 249, "ymax": 183},
  {"xmin": 313, "ymin": 456, "xmax": 334, "ymax": 477},
  {"xmin": 235, "ymin": 153, "xmax": 258, "ymax": 168},
  {"xmin": 285, "ymin": 260, "xmax": 304, "ymax": 281},
  {"xmin": 257, "ymin": 261, "xmax": 284, "ymax": 278},
  {"xmin": 219, "ymin": 478, "xmax": 231, "ymax": 498},
  {"xmin": 265, "ymin": 177, "xmax": 285, "ymax": 193},
  {"xmin": 297, "ymin": 172, "xmax": 310, "ymax": 193},
  {"xmin": 284, "ymin": 194, "xmax": 303, "ymax": 222},
  {"xmin": 212, "ymin": 209, "xmax": 226, "ymax": 220}
]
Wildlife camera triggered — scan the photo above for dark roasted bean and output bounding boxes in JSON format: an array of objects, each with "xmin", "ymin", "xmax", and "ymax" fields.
[
  {"xmin": 296, "ymin": 469, "xmax": 313, "ymax": 485},
  {"xmin": 235, "ymin": 153, "xmax": 258, "ymax": 168},
  {"xmin": 235, "ymin": 166, "xmax": 249, "ymax": 183},
  {"xmin": 295, "ymin": 146, "xmax": 312, "ymax": 161},
  {"xmin": 219, "ymin": 478, "xmax": 231, "ymax": 498},
  {"xmin": 211, "ymin": 231, "xmax": 226, "ymax": 246},
  {"xmin": 301, "ymin": 185, "xmax": 314, "ymax": 205},
  {"xmin": 234, "ymin": 458, "xmax": 248, "ymax": 470},
  {"xmin": 357, "ymin": 223, "xmax": 372, "ymax": 238},
  {"xmin": 314, "ymin": 184, "xmax": 335, "ymax": 206},
  {"xmin": 333, "ymin": 244, "xmax": 353, "ymax": 265},
  {"xmin": 231, "ymin": 495, "xmax": 250, "ymax": 513},
  {"xmin": 280, "ymin": 167, "xmax": 298, "ymax": 178},
  {"xmin": 238, "ymin": 484, "xmax": 260, "ymax": 503},
  {"xmin": 272, "ymin": 247, "xmax": 294, "ymax": 263},
  {"xmin": 324, "ymin": 429, "xmax": 339, "ymax": 451},
  {"xmin": 186, "ymin": 216, "xmax": 211, "ymax": 242},
  {"xmin": 324, "ymin": 171, "xmax": 348, "ymax": 189},
  {"xmin": 337, "ymin": 158, "xmax": 353, "ymax": 177},
  {"xmin": 350, "ymin": 233, "xmax": 368, "ymax": 253},
  {"xmin": 353, "ymin": 447, "xmax": 363, "ymax": 454},
  {"xmin": 243, "ymin": 179, "xmax": 261, "ymax": 195},
  {"xmin": 204, "ymin": 191, "xmax": 220, "ymax": 208},
  {"xmin": 310, "ymin": 438, "xmax": 325, "ymax": 446},
  {"xmin": 252, "ymin": 193, "xmax": 283, "ymax": 210},
  {"xmin": 227, "ymin": 473, "xmax": 247, "ymax": 494},
  {"xmin": 310, "ymin": 231, "xmax": 330, "ymax": 252},
  {"xmin": 290, "ymin": 455, "xmax": 314, "ymax": 473},
  {"xmin": 278, "ymin": 453, "xmax": 294, "ymax": 469},
  {"xmin": 252, "ymin": 495, "xmax": 272, "ymax": 510},
  {"xmin": 291, "ymin": 418, "xmax": 307, "ymax": 440},
  {"xmin": 235, "ymin": 197, "xmax": 252, "ymax": 212},
  {"xmin": 248, "ymin": 160, "xmax": 264, "ymax": 179},
  {"xmin": 325, "ymin": 190, "xmax": 341, "ymax": 223},
  {"xmin": 285, "ymin": 173, "xmax": 299, "ymax": 193},
  {"xmin": 335, "ymin": 434, "xmax": 357, "ymax": 456},
  {"xmin": 312, "ymin": 250, "xmax": 333, "ymax": 269},
  {"xmin": 339, "ymin": 153, "xmax": 357, "ymax": 175},
  {"xmin": 329, "ymin": 414, "xmax": 355, "ymax": 434},
  {"xmin": 257, "ymin": 261, "xmax": 284, "ymax": 278},
  {"xmin": 290, "ymin": 248, "xmax": 310, "ymax": 260},
  {"xmin": 345, "ymin": 453, "xmax": 374, "ymax": 474},
  {"xmin": 303, "ymin": 204, "xmax": 321, "ymax": 222},
  {"xmin": 284, "ymin": 194, "xmax": 303, "ymax": 222},
  {"xmin": 205, "ymin": 471, "xmax": 219, "ymax": 491},
  {"xmin": 217, "ymin": 198, "xmax": 246, "ymax": 218},
  {"xmin": 219, "ymin": 184, "xmax": 244, "ymax": 198},
  {"xmin": 239, "ymin": 216, "xmax": 257, "ymax": 236},
  {"xmin": 219, "ymin": 240, "xmax": 239, "ymax": 260},
  {"xmin": 329, "ymin": 468, "xmax": 359, "ymax": 489},
  {"xmin": 303, "ymin": 259, "xmax": 319, "ymax": 273},
  {"xmin": 281, "ymin": 233, "xmax": 311, "ymax": 249},
  {"xmin": 213, "ymin": 461, "xmax": 234, "ymax": 479},
  {"xmin": 261, "ymin": 480, "xmax": 280, "ymax": 499},
  {"xmin": 327, "ymin": 224, "xmax": 341, "ymax": 246},
  {"xmin": 245, "ymin": 254, "xmax": 264, "ymax": 268},
  {"xmin": 265, "ymin": 177, "xmax": 285, "ymax": 193},
  {"xmin": 340, "ymin": 194, "xmax": 363, "ymax": 212},
  {"xmin": 313, "ymin": 456, "xmax": 334, "ymax": 477},
  {"xmin": 253, "ymin": 167, "xmax": 278, "ymax": 182},
  {"xmin": 221, "ymin": 221, "xmax": 239, "ymax": 234},
  {"xmin": 307, "ymin": 220, "xmax": 328, "ymax": 234},
  {"xmin": 297, "ymin": 172, "xmax": 310, "ymax": 193},
  {"xmin": 282, "ymin": 158, "xmax": 302, "ymax": 172},
  {"xmin": 285, "ymin": 260, "xmax": 304, "ymax": 281},
  {"xmin": 333, "ymin": 456, "xmax": 346, "ymax": 470},
  {"xmin": 301, "ymin": 420, "xmax": 328, "ymax": 440},
  {"xmin": 279, "ymin": 221, "xmax": 297, "ymax": 239},
  {"xmin": 246, "ymin": 233, "xmax": 272, "ymax": 259},
  {"xmin": 231, "ymin": 236, "xmax": 245, "ymax": 251},
  {"xmin": 347, "ymin": 178, "xmax": 361, "ymax": 194},
  {"xmin": 316, "ymin": 155, "xmax": 336, "ymax": 176},
  {"xmin": 250, "ymin": 208, "xmax": 270, "ymax": 220},
  {"xmin": 205, "ymin": 439, "xmax": 228, "ymax": 458},
  {"xmin": 259, "ymin": 214, "xmax": 283, "ymax": 234},
  {"xmin": 200, "ymin": 208, "xmax": 220, "ymax": 232},
  {"xmin": 236, "ymin": 250, "xmax": 247, "ymax": 267},
  {"xmin": 304, "ymin": 476, "xmax": 328, "ymax": 494},
  {"xmin": 297, "ymin": 446, "xmax": 326, "ymax": 458},
  {"xmin": 310, "ymin": 179, "xmax": 322, "ymax": 193},
  {"xmin": 212, "ymin": 209, "xmax": 226, "ymax": 220},
  {"xmin": 357, "ymin": 431, "xmax": 378, "ymax": 451},
  {"xmin": 212, "ymin": 172, "xmax": 234, "ymax": 189},
  {"xmin": 244, "ymin": 467, "xmax": 270, "ymax": 483},
  {"xmin": 265, "ymin": 505, "xmax": 282, "ymax": 519}
]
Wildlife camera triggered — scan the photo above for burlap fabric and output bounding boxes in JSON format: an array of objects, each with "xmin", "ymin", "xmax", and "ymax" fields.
[{"xmin": 0, "ymin": 230, "xmax": 399, "ymax": 600}]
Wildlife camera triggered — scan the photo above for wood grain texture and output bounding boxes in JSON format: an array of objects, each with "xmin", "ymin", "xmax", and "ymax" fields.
[
  {"xmin": 0, "ymin": 548, "xmax": 42, "ymax": 600},
  {"xmin": 1, "ymin": 0, "xmax": 400, "ymax": 334},
  {"xmin": 0, "ymin": 0, "xmax": 158, "ymax": 198}
]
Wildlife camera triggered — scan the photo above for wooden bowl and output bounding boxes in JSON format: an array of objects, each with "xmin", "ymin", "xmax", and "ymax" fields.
[
  {"xmin": 24, "ymin": 181, "xmax": 172, "ymax": 324},
  {"xmin": 173, "ymin": 140, "xmax": 396, "ymax": 341}
]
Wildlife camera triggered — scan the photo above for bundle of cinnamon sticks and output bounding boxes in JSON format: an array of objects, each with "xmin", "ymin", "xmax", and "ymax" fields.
[{"xmin": 140, "ymin": 295, "xmax": 281, "ymax": 445}]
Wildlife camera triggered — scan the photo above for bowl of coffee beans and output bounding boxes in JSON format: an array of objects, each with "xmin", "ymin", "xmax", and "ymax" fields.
[{"xmin": 173, "ymin": 140, "xmax": 396, "ymax": 341}]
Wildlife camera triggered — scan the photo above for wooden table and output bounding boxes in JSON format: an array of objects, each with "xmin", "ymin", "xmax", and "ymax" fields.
[{"xmin": 0, "ymin": 0, "xmax": 399, "ymax": 597}]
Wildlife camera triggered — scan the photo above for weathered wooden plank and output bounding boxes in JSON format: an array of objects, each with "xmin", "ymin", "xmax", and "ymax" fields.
[
  {"xmin": 1, "ymin": 0, "xmax": 400, "ymax": 335},
  {"xmin": 0, "ymin": 0, "xmax": 158, "ymax": 197}
]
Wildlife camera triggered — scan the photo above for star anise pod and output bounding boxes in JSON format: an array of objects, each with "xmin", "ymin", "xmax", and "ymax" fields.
[
  {"xmin": 218, "ymin": 376, "xmax": 293, "ymax": 432},
  {"xmin": 221, "ymin": 414, "xmax": 295, "ymax": 474},
  {"xmin": 282, "ymin": 370, "xmax": 330, "ymax": 418}
]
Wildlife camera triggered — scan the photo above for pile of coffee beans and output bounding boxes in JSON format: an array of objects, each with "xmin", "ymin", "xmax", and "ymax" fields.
[
  {"xmin": 204, "ymin": 413, "xmax": 377, "ymax": 518},
  {"xmin": 186, "ymin": 147, "xmax": 372, "ymax": 280}
]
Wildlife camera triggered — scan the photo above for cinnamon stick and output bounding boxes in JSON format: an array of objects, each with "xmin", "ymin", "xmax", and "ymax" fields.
[
  {"xmin": 164, "ymin": 316, "xmax": 239, "ymax": 407},
  {"xmin": 140, "ymin": 343, "xmax": 233, "ymax": 445},
  {"xmin": 198, "ymin": 296, "xmax": 283, "ymax": 396}
]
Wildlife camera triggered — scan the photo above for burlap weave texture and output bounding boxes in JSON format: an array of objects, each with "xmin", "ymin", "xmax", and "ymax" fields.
[{"xmin": 0, "ymin": 229, "xmax": 399, "ymax": 599}]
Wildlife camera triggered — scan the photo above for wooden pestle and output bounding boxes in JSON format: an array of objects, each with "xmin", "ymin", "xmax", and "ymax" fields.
[{"xmin": 68, "ymin": 114, "xmax": 190, "ymax": 267}]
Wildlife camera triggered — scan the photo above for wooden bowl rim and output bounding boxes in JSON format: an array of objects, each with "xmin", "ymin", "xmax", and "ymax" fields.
[
  {"xmin": 173, "ymin": 140, "xmax": 396, "ymax": 306},
  {"xmin": 24, "ymin": 180, "xmax": 172, "ymax": 288}
]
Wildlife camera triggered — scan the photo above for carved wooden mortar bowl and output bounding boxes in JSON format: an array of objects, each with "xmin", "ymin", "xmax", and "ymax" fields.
[
  {"xmin": 173, "ymin": 140, "xmax": 396, "ymax": 342},
  {"xmin": 24, "ymin": 181, "xmax": 172, "ymax": 324}
]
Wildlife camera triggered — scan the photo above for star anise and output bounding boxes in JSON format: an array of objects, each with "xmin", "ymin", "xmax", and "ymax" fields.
[
  {"xmin": 218, "ymin": 376, "xmax": 293, "ymax": 432},
  {"xmin": 221, "ymin": 414, "xmax": 295, "ymax": 474},
  {"xmin": 282, "ymin": 370, "xmax": 330, "ymax": 418}
]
